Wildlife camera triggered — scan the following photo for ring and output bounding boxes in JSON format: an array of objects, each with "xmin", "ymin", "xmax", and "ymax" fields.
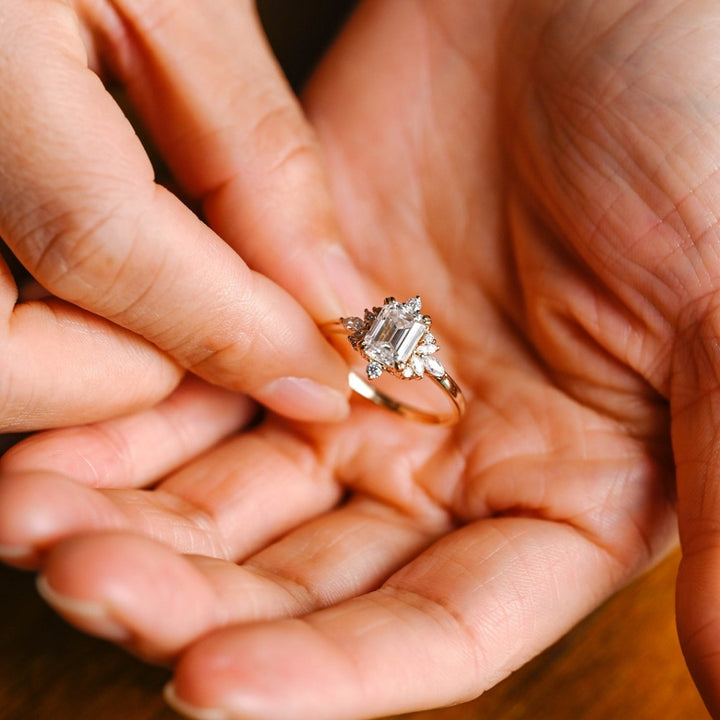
[{"xmin": 322, "ymin": 296, "xmax": 466, "ymax": 425}]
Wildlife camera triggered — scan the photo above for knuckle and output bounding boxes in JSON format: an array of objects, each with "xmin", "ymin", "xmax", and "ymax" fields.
[
  {"xmin": 19, "ymin": 206, "xmax": 129, "ymax": 310},
  {"xmin": 180, "ymin": 324, "xmax": 259, "ymax": 391},
  {"xmin": 177, "ymin": 287, "xmax": 268, "ymax": 390},
  {"xmin": 244, "ymin": 98, "xmax": 322, "ymax": 180},
  {"xmin": 12, "ymin": 191, "xmax": 149, "ymax": 319}
]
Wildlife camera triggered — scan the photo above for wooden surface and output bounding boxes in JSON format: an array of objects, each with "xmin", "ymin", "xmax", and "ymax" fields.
[{"xmin": 0, "ymin": 548, "xmax": 709, "ymax": 720}]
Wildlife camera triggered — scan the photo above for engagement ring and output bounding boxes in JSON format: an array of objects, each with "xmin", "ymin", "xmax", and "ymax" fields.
[{"xmin": 323, "ymin": 296, "xmax": 465, "ymax": 425}]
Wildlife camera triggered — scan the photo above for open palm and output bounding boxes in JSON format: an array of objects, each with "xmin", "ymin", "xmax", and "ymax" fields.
[{"xmin": 2, "ymin": 1, "xmax": 718, "ymax": 718}]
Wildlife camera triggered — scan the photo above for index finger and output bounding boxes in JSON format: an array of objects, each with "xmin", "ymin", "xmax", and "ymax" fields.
[{"xmin": 0, "ymin": 1, "xmax": 349, "ymax": 422}]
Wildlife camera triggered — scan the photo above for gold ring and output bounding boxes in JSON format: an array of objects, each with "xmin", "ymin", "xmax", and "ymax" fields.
[{"xmin": 322, "ymin": 296, "xmax": 465, "ymax": 426}]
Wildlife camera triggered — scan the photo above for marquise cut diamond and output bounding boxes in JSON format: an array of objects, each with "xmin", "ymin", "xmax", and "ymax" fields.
[
  {"xmin": 411, "ymin": 355, "xmax": 426, "ymax": 377},
  {"xmin": 416, "ymin": 343, "xmax": 439, "ymax": 356},
  {"xmin": 424, "ymin": 356, "xmax": 445, "ymax": 378}
]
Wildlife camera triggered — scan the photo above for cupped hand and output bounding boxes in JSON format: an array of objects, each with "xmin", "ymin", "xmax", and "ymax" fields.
[
  {"xmin": 3, "ymin": 0, "xmax": 720, "ymax": 718},
  {"xmin": 0, "ymin": 0, "xmax": 352, "ymax": 430}
]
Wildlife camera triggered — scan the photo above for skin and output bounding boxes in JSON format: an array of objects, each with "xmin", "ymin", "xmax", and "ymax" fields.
[
  {"xmin": 2, "ymin": 0, "xmax": 720, "ymax": 718},
  {"xmin": 0, "ymin": 0, "xmax": 352, "ymax": 429}
]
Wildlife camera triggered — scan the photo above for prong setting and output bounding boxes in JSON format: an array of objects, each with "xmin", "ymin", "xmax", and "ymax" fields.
[{"xmin": 341, "ymin": 296, "xmax": 445, "ymax": 381}]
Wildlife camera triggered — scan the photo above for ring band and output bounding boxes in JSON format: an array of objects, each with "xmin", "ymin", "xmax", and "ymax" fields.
[{"xmin": 322, "ymin": 296, "xmax": 466, "ymax": 426}]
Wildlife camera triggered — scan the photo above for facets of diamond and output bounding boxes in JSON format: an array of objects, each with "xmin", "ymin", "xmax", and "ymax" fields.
[
  {"xmin": 367, "ymin": 361, "xmax": 383, "ymax": 380},
  {"xmin": 416, "ymin": 343, "xmax": 439, "ymax": 355},
  {"xmin": 342, "ymin": 316, "xmax": 364, "ymax": 332},
  {"xmin": 403, "ymin": 296, "xmax": 422, "ymax": 316},
  {"xmin": 364, "ymin": 341, "xmax": 395, "ymax": 366},
  {"xmin": 424, "ymin": 356, "xmax": 445, "ymax": 378},
  {"xmin": 363, "ymin": 303, "xmax": 427, "ymax": 366},
  {"xmin": 402, "ymin": 365, "xmax": 415, "ymax": 378},
  {"xmin": 424, "ymin": 333, "xmax": 436, "ymax": 344},
  {"xmin": 411, "ymin": 355, "xmax": 426, "ymax": 377}
]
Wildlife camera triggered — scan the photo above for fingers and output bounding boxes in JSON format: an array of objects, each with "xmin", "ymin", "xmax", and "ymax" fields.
[
  {"xmin": 35, "ymin": 496, "xmax": 447, "ymax": 661},
  {"xmin": 165, "ymin": 519, "xmax": 629, "ymax": 720},
  {"xmin": 0, "ymin": 426, "xmax": 342, "ymax": 568},
  {"xmin": 0, "ymin": 375, "xmax": 254, "ymax": 488},
  {"xmin": 0, "ymin": 1, "xmax": 349, "ymax": 423},
  {"xmin": 94, "ymin": 0, "xmax": 369, "ymax": 318},
  {"xmin": 0, "ymin": 295, "xmax": 183, "ymax": 432},
  {"xmin": 0, "ymin": 230, "xmax": 181, "ymax": 432},
  {"xmin": 672, "ymin": 305, "xmax": 720, "ymax": 717}
]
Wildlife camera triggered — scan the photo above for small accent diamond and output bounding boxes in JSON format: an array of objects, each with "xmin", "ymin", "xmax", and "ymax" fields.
[
  {"xmin": 342, "ymin": 316, "xmax": 364, "ymax": 332},
  {"xmin": 424, "ymin": 356, "xmax": 445, "ymax": 378},
  {"xmin": 416, "ymin": 343, "xmax": 439, "ymax": 355},
  {"xmin": 367, "ymin": 361, "xmax": 383, "ymax": 380},
  {"xmin": 404, "ymin": 296, "xmax": 422, "ymax": 316}
]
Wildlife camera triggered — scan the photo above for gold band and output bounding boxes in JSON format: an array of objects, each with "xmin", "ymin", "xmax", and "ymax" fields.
[{"xmin": 322, "ymin": 307, "xmax": 466, "ymax": 426}]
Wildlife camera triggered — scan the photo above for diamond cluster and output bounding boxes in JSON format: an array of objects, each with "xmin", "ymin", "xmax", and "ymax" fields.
[{"xmin": 341, "ymin": 296, "xmax": 445, "ymax": 381}]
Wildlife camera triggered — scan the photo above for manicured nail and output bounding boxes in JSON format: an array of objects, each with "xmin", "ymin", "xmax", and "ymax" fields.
[
  {"xmin": 164, "ymin": 683, "xmax": 231, "ymax": 720},
  {"xmin": 36, "ymin": 574, "xmax": 130, "ymax": 642},
  {"xmin": 256, "ymin": 376, "xmax": 349, "ymax": 422}
]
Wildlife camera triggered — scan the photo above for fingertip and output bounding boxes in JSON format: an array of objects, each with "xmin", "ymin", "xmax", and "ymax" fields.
[
  {"xmin": 0, "ymin": 470, "xmax": 119, "ymax": 553},
  {"xmin": 255, "ymin": 376, "xmax": 350, "ymax": 423},
  {"xmin": 0, "ymin": 431, "xmax": 102, "ymax": 486},
  {"xmin": 169, "ymin": 620, "xmax": 358, "ymax": 720},
  {"xmin": 0, "ymin": 543, "xmax": 39, "ymax": 570},
  {"xmin": 36, "ymin": 572, "xmax": 131, "ymax": 643},
  {"xmin": 676, "ymin": 547, "xmax": 720, "ymax": 717},
  {"xmin": 164, "ymin": 682, "xmax": 232, "ymax": 720}
]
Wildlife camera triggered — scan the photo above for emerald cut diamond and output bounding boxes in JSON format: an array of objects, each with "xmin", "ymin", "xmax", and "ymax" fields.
[
  {"xmin": 342, "ymin": 296, "xmax": 444, "ymax": 382},
  {"xmin": 362, "ymin": 301, "xmax": 427, "ymax": 368}
]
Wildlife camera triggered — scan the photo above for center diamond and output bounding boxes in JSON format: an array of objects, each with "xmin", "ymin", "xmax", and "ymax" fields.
[{"xmin": 362, "ymin": 302, "xmax": 426, "ymax": 368}]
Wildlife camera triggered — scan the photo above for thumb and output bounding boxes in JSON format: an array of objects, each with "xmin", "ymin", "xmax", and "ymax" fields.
[
  {"xmin": 0, "ymin": 1, "xmax": 349, "ymax": 424},
  {"xmin": 673, "ymin": 302, "xmax": 720, "ymax": 717}
]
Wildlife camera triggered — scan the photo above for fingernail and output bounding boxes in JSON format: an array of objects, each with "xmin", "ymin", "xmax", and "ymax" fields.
[
  {"xmin": 36, "ymin": 574, "xmax": 130, "ymax": 642},
  {"xmin": 256, "ymin": 376, "xmax": 349, "ymax": 422},
  {"xmin": 164, "ymin": 683, "xmax": 231, "ymax": 720},
  {"xmin": 0, "ymin": 543, "xmax": 35, "ymax": 560},
  {"xmin": 0, "ymin": 543, "xmax": 39, "ymax": 569}
]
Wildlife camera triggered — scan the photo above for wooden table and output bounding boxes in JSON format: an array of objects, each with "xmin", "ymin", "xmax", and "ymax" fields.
[{"xmin": 0, "ymin": 548, "xmax": 708, "ymax": 720}]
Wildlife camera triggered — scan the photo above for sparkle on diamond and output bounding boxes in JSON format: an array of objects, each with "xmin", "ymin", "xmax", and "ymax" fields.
[{"xmin": 362, "ymin": 301, "xmax": 427, "ymax": 368}]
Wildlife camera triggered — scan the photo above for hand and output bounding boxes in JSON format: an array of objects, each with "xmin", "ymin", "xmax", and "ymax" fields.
[
  {"xmin": 2, "ymin": 0, "xmax": 719, "ymax": 718},
  {"xmin": 0, "ymin": 0, "xmax": 354, "ymax": 430}
]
